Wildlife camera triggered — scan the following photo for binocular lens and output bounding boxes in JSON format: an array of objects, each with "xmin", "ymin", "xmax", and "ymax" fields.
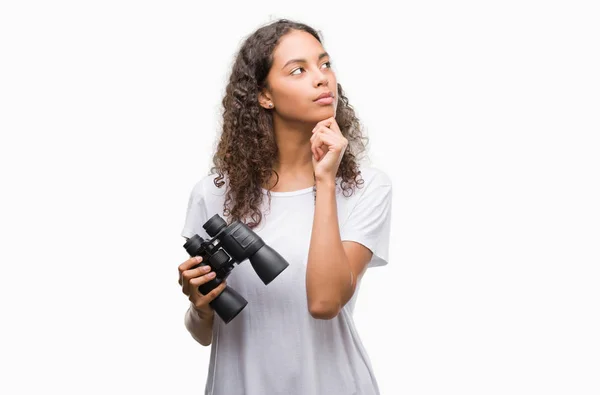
[{"xmin": 210, "ymin": 286, "xmax": 248, "ymax": 324}]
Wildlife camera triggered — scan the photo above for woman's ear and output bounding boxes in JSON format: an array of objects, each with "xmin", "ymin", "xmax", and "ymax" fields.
[{"xmin": 258, "ymin": 90, "xmax": 273, "ymax": 110}]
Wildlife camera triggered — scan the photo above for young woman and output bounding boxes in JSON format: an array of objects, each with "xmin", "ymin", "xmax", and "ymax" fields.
[{"xmin": 177, "ymin": 19, "xmax": 393, "ymax": 395}]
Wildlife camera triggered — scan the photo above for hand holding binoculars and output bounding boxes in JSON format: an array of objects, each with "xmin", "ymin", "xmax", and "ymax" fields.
[{"xmin": 183, "ymin": 214, "xmax": 290, "ymax": 324}]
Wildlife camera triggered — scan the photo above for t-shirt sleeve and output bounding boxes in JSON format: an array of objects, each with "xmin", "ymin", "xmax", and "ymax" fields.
[
  {"xmin": 181, "ymin": 180, "xmax": 210, "ymax": 240},
  {"xmin": 340, "ymin": 181, "xmax": 393, "ymax": 268}
]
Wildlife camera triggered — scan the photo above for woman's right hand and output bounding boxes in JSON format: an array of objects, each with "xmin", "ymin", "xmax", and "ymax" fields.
[{"xmin": 178, "ymin": 256, "xmax": 227, "ymax": 321}]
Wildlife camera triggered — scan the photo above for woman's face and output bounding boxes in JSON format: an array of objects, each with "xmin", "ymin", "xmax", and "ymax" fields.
[{"xmin": 260, "ymin": 30, "xmax": 338, "ymax": 123}]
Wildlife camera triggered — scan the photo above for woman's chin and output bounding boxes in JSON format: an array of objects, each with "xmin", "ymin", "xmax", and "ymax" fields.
[{"xmin": 309, "ymin": 107, "xmax": 336, "ymax": 121}]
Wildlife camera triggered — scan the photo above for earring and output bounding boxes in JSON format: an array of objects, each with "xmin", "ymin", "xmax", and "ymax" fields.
[{"xmin": 268, "ymin": 103, "xmax": 273, "ymax": 108}]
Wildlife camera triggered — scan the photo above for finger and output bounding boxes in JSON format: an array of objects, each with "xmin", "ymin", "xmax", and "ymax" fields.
[
  {"xmin": 181, "ymin": 265, "xmax": 211, "ymax": 295},
  {"xmin": 311, "ymin": 120, "xmax": 330, "ymax": 135},
  {"xmin": 317, "ymin": 124, "xmax": 343, "ymax": 139},
  {"xmin": 189, "ymin": 281, "xmax": 227, "ymax": 317},
  {"xmin": 201, "ymin": 280, "xmax": 228, "ymax": 303},
  {"xmin": 311, "ymin": 132, "xmax": 325, "ymax": 160},
  {"xmin": 179, "ymin": 256, "xmax": 203, "ymax": 274},
  {"xmin": 310, "ymin": 129, "xmax": 319, "ymax": 158},
  {"xmin": 317, "ymin": 118, "xmax": 339, "ymax": 134},
  {"xmin": 311, "ymin": 134, "xmax": 326, "ymax": 161},
  {"xmin": 191, "ymin": 279, "xmax": 227, "ymax": 308},
  {"xmin": 312, "ymin": 132, "xmax": 331, "ymax": 154},
  {"xmin": 314, "ymin": 131, "xmax": 342, "ymax": 149},
  {"xmin": 319, "ymin": 129, "xmax": 347, "ymax": 151},
  {"xmin": 178, "ymin": 256, "xmax": 203, "ymax": 285},
  {"xmin": 325, "ymin": 117, "xmax": 339, "ymax": 130},
  {"xmin": 312, "ymin": 133, "xmax": 325, "ymax": 152},
  {"xmin": 189, "ymin": 270, "xmax": 218, "ymax": 291},
  {"xmin": 316, "ymin": 145, "xmax": 326, "ymax": 159},
  {"xmin": 313, "ymin": 124, "xmax": 341, "ymax": 141},
  {"xmin": 312, "ymin": 124, "xmax": 330, "ymax": 134},
  {"xmin": 314, "ymin": 117, "xmax": 335, "ymax": 129},
  {"xmin": 311, "ymin": 140, "xmax": 320, "ymax": 161},
  {"xmin": 181, "ymin": 265, "xmax": 212, "ymax": 295},
  {"xmin": 327, "ymin": 120, "xmax": 341, "ymax": 134},
  {"xmin": 314, "ymin": 118, "xmax": 341, "ymax": 137}
]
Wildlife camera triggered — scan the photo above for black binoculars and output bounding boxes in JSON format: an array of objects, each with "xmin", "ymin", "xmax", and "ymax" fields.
[{"xmin": 183, "ymin": 214, "xmax": 289, "ymax": 324}]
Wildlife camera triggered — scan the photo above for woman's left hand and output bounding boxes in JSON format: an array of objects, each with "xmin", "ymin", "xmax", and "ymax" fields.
[{"xmin": 310, "ymin": 117, "xmax": 348, "ymax": 182}]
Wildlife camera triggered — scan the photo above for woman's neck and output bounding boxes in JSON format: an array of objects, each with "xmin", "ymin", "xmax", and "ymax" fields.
[{"xmin": 266, "ymin": 117, "xmax": 316, "ymax": 190}]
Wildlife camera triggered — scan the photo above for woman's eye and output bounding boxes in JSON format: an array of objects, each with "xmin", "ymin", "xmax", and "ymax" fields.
[
  {"xmin": 290, "ymin": 62, "xmax": 332, "ymax": 76},
  {"xmin": 291, "ymin": 67, "xmax": 304, "ymax": 76}
]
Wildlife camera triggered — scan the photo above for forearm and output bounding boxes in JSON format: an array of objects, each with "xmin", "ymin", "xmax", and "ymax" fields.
[
  {"xmin": 184, "ymin": 303, "xmax": 214, "ymax": 346},
  {"xmin": 306, "ymin": 178, "xmax": 354, "ymax": 318}
]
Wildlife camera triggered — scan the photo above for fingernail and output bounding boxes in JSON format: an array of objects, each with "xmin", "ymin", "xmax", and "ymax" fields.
[{"xmin": 196, "ymin": 256, "xmax": 202, "ymax": 262}]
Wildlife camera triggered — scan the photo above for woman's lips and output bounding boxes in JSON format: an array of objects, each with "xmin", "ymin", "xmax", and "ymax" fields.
[{"xmin": 314, "ymin": 97, "xmax": 334, "ymax": 105}]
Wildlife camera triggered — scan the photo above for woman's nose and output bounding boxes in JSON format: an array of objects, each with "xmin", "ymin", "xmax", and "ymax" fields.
[{"xmin": 315, "ymin": 74, "xmax": 329, "ymax": 87}]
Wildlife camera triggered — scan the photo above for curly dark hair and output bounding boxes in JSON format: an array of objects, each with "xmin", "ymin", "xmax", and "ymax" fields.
[{"xmin": 208, "ymin": 18, "xmax": 370, "ymax": 229}]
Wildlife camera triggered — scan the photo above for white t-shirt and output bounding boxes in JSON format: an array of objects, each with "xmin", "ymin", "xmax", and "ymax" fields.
[{"xmin": 181, "ymin": 166, "xmax": 393, "ymax": 395}]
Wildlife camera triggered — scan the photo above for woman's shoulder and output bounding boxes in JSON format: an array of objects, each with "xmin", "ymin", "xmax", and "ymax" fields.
[
  {"xmin": 356, "ymin": 165, "xmax": 392, "ymax": 189},
  {"xmin": 188, "ymin": 172, "xmax": 228, "ymax": 201},
  {"xmin": 336, "ymin": 165, "xmax": 391, "ymax": 204}
]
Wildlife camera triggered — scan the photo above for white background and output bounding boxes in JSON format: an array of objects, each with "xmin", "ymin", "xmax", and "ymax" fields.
[{"xmin": 1, "ymin": 1, "xmax": 599, "ymax": 394}]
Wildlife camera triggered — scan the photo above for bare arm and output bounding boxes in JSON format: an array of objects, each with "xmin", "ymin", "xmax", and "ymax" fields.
[
  {"xmin": 184, "ymin": 302, "xmax": 214, "ymax": 346},
  {"xmin": 306, "ymin": 179, "xmax": 372, "ymax": 319}
]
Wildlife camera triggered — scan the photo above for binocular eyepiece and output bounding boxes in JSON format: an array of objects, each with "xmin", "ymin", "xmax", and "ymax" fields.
[{"xmin": 183, "ymin": 214, "xmax": 289, "ymax": 324}]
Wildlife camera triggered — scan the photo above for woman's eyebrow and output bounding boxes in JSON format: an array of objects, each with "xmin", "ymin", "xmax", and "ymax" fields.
[{"xmin": 281, "ymin": 52, "xmax": 329, "ymax": 70}]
